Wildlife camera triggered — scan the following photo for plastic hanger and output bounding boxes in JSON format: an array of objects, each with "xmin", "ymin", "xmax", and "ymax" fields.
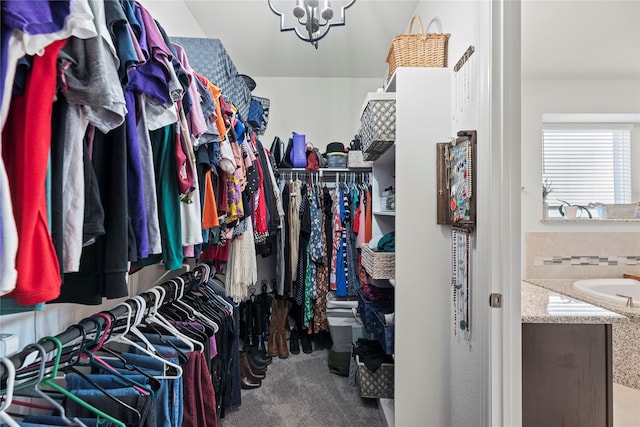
[
  {"xmin": 72, "ymin": 317, "xmax": 151, "ymax": 397},
  {"xmin": 11, "ymin": 343, "xmax": 82, "ymax": 426},
  {"xmin": 36, "ymin": 336, "xmax": 125, "ymax": 427},
  {"xmin": 170, "ymin": 278, "xmax": 218, "ymax": 333},
  {"xmin": 161, "ymin": 281, "xmax": 216, "ymax": 338},
  {"xmin": 62, "ymin": 365, "xmax": 142, "ymax": 425},
  {"xmin": 107, "ymin": 299, "xmax": 183, "ymax": 379},
  {"xmin": 96, "ymin": 347, "xmax": 161, "ymax": 393},
  {"xmin": 0, "ymin": 357, "xmax": 20, "ymax": 427},
  {"xmin": 143, "ymin": 287, "xmax": 203, "ymax": 353}
]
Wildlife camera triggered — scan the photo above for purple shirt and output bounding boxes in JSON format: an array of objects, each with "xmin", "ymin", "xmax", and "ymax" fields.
[
  {"xmin": 125, "ymin": 89, "xmax": 149, "ymax": 259},
  {"xmin": 2, "ymin": 0, "xmax": 69, "ymax": 35}
]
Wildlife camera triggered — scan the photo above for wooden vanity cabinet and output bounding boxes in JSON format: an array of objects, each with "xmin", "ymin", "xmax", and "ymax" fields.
[{"xmin": 522, "ymin": 323, "xmax": 613, "ymax": 427}]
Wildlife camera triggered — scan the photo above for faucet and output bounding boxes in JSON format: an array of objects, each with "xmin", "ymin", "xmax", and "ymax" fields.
[{"xmin": 616, "ymin": 293, "xmax": 634, "ymax": 308}]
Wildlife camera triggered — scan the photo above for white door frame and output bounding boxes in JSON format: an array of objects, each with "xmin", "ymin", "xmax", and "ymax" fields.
[{"xmin": 485, "ymin": 0, "xmax": 522, "ymax": 425}]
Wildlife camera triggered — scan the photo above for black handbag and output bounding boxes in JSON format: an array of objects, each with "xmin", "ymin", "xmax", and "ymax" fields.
[
  {"xmin": 269, "ymin": 136, "xmax": 284, "ymax": 166},
  {"xmin": 280, "ymin": 138, "xmax": 294, "ymax": 169}
]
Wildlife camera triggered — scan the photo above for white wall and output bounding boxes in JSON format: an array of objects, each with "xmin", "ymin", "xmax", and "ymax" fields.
[
  {"xmin": 404, "ymin": 2, "xmax": 492, "ymax": 426},
  {"xmin": 0, "ymin": 265, "xmax": 181, "ymax": 355},
  {"xmin": 521, "ymin": 78, "xmax": 640, "ymax": 233},
  {"xmin": 253, "ymin": 76, "xmax": 382, "ymax": 152}
]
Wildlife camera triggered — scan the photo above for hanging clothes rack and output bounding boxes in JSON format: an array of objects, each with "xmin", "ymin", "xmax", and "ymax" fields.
[
  {"xmin": 277, "ymin": 168, "xmax": 371, "ymax": 185},
  {"xmin": 0, "ymin": 265, "xmax": 211, "ymax": 380}
]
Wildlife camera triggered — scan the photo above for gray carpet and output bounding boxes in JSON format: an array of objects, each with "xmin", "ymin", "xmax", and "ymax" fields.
[{"xmin": 220, "ymin": 349, "xmax": 382, "ymax": 427}]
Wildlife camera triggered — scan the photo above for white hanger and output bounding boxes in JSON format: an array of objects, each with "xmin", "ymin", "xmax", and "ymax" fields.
[
  {"xmin": 171, "ymin": 278, "xmax": 218, "ymax": 333},
  {"xmin": 144, "ymin": 287, "xmax": 203, "ymax": 353},
  {"xmin": 0, "ymin": 357, "xmax": 20, "ymax": 427},
  {"xmin": 107, "ymin": 299, "xmax": 183, "ymax": 379}
]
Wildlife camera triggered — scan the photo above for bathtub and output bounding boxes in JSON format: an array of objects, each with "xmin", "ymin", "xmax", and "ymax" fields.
[{"xmin": 573, "ymin": 278, "xmax": 640, "ymax": 308}]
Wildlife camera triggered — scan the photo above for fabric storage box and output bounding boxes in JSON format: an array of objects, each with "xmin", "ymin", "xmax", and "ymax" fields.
[
  {"xmin": 327, "ymin": 152, "xmax": 347, "ymax": 168},
  {"xmin": 357, "ymin": 288, "xmax": 394, "ymax": 334},
  {"xmin": 373, "ymin": 310, "xmax": 394, "ymax": 354},
  {"xmin": 347, "ymin": 150, "xmax": 373, "ymax": 168},
  {"xmin": 359, "ymin": 92, "xmax": 396, "ymax": 161},
  {"xmin": 356, "ymin": 355, "xmax": 394, "ymax": 399},
  {"xmin": 361, "ymin": 245, "xmax": 395, "ymax": 280}
]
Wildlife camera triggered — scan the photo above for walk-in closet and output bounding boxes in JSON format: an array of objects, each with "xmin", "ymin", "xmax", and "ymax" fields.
[{"xmin": 0, "ymin": 1, "xmax": 524, "ymax": 426}]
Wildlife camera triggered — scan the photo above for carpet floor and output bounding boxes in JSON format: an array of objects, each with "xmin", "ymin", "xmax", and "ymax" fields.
[{"xmin": 220, "ymin": 349, "xmax": 382, "ymax": 427}]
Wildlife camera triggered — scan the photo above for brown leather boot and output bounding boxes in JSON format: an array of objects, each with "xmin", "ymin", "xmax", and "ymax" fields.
[
  {"xmin": 240, "ymin": 351, "xmax": 264, "ymax": 386},
  {"xmin": 277, "ymin": 299, "xmax": 293, "ymax": 359},
  {"xmin": 267, "ymin": 299, "xmax": 281, "ymax": 357}
]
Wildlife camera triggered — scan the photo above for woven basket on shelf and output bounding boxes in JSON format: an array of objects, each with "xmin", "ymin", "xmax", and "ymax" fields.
[
  {"xmin": 386, "ymin": 14, "xmax": 450, "ymax": 79},
  {"xmin": 360, "ymin": 97, "xmax": 396, "ymax": 161},
  {"xmin": 356, "ymin": 355, "xmax": 394, "ymax": 399},
  {"xmin": 361, "ymin": 245, "xmax": 395, "ymax": 280}
]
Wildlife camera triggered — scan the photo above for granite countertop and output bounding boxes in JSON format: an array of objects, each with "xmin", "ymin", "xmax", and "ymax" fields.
[
  {"xmin": 524, "ymin": 278, "xmax": 640, "ymax": 321},
  {"xmin": 521, "ymin": 281, "xmax": 628, "ymax": 324}
]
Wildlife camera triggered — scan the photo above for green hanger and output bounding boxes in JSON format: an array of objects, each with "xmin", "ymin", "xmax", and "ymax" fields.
[{"xmin": 37, "ymin": 336, "xmax": 126, "ymax": 427}]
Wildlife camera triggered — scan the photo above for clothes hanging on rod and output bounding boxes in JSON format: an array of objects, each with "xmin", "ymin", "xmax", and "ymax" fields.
[
  {"xmin": 0, "ymin": 265, "xmax": 244, "ymax": 426},
  {"xmin": 0, "ymin": 0, "xmax": 278, "ymax": 310},
  {"xmin": 274, "ymin": 171, "xmax": 371, "ymax": 340}
]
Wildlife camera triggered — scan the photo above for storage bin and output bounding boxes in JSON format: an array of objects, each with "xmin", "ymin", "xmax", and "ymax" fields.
[
  {"xmin": 373, "ymin": 310, "xmax": 394, "ymax": 354},
  {"xmin": 382, "ymin": 187, "xmax": 395, "ymax": 211},
  {"xmin": 357, "ymin": 288, "xmax": 394, "ymax": 333},
  {"xmin": 360, "ymin": 94, "xmax": 396, "ymax": 161},
  {"xmin": 327, "ymin": 152, "xmax": 347, "ymax": 168},
  {"xmin": 347, "ymin": 150, "xmax": 373, "ymax": 169},
  {"xmin": 361, "ymin": 245, "xmax": 395, "ymax": 280},
  {"xmin": 356, "ymin": 354, "xmax": 394, "ymax": 399},
  {"xmin": 328, "ymin": 315, "xmax": 359, "ymax": 353}
]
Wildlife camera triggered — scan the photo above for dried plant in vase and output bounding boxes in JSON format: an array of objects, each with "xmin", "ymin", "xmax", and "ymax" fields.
[{"xmin": 542, "ymin": 178, "xmax": 553, "ymax": 200}]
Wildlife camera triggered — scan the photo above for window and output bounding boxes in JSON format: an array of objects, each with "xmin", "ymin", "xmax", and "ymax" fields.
[{"xmin": 542, "ymin": 124, "xmax": 632, "ymax": 218}]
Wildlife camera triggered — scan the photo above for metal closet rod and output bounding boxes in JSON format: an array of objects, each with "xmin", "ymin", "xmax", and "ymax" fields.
[
  {"xmin": 278, "ymin": 168, "xmax": 370, "ymax": 181},
  {"xmin": 0, "ymin": 268, "xmax": 203, "ymax": 380}
]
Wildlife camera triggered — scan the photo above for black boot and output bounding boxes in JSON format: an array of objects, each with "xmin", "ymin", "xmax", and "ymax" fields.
[
  {"xmin": 289, "ymin": 328, "xmax": 300, "ymax": 354},
  {"xmin": 247, "ymin": 353, "xmax": 268, "ymax": 375},
  {"xmin": 260, "ymin": 287, "xmax": 272, "ymax": 355},
  {"xmin": 252, "ymin": 297, "xmax": 264, "ymax": 351},
  {"xmin": 239, "ymin": 302, "xmax": 248, "ymax": 344},
  {"xmin": 248, "ymin": 346, "xmax": 272, "ymax": 366},
  {"xmin": 244, "ymin": 299, "xmax": 257, "ymax": 350},
  {"xmin": 300, "ymin": 332, "xmax": 313, "ymax": 354}
]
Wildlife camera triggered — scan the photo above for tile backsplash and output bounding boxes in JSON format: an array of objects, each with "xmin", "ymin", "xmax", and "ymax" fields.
[{"xmin": 525, "ymin": 232, "xmax": 640, "ymax": 279}]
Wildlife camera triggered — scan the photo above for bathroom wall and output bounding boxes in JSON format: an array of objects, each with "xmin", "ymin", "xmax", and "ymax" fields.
[{"xmin": 525, "ymin": 232, "xmax": 640, "ymax": 280}]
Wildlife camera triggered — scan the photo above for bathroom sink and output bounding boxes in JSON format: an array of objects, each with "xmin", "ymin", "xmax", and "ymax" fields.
[{"xmin": 573, "ymin": 278, "xmax": 640, "ymax": 308}]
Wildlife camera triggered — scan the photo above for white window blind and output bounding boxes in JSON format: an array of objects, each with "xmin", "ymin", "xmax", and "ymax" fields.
[{"xmin": 542, "ymin": 126, "xmax": 632, "ymax": 207}]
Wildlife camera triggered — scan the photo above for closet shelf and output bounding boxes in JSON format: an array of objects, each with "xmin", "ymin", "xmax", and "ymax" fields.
[{"xmin": 374, "ymin": 210, "xmax": 396, "ymax": 217}]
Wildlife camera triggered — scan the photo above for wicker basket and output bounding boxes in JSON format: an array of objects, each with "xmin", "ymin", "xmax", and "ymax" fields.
[
  {"xmin": 361, "ymin": 245, "xmax": 395, "ymax": 280},
  {"xmin": 360, "ymin": 95, "xmax": 396, "ymax": 161},
  {"xmin": 386, "ymin": 15, "xmax": 451, "ymax": 79},
  {"xmin": 356, "ymin": 355, "xmax": 394, "ymax": 399}
]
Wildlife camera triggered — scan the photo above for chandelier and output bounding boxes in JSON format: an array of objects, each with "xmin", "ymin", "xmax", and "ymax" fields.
[{"xmin": 268, "ymin": 0, "xmax": 356, "ymax": 49}]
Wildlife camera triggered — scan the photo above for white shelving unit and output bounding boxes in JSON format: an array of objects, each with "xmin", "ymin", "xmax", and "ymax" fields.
[
  {"xmin": 393, "ymin": 67, "xmax": 451, "ymax": 426},
  {"xmin": 370, "ymin": 143, "xmax": 396, "ymax": 241},
  {"xmin": 363, "ymin": 67, "xmax": 452, "ymax": 426}
]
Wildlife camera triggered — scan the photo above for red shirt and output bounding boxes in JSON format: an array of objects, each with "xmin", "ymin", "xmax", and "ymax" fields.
[{"xmin": 2, "ymin": 39, "xmax": 66, "ymax": 304}]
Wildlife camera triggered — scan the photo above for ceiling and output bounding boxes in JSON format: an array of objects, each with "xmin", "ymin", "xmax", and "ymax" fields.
[{"xmin": 143, "ymin": 0, "xmax": 640, "ymax": 80}]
